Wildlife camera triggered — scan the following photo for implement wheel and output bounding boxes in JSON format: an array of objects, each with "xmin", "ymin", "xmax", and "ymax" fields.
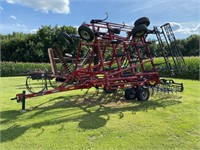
[
  {"xmin": 136, "ymin": 87, "xmax": 150, "ymax": 101},
  {"xmin": 62, "ymin": 32, "xmax": 74, "ymax": 45},
  {"xmin": 124, "ymin": 88, "xmax": 136, "ymax": 100},
  {"xmin": 132, "ymin": 24, "xmax": 148, "ymax": 37},
  {"xmin": 134, "ymin": 17, "xmax": 150, "ymax": 27},
  {"xmin": 49, "ymin": 77, "xmax": 65, "ymax": 88},
  {"xmin": 26, "ymin": 75, "xmax": 46, "ymax": 94},
  {"xmin": 78, "ymin": 25, "xmax": 94, "ymax": 41}
]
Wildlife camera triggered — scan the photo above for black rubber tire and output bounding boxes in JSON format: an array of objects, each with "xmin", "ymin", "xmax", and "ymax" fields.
[
  {"xmin": 134, "ymin": 17, "xmax": 150, "ymax": 27},
  {"xmin": 136, "ymin": 87, "xmax": 150, "ymax": 101},
  {"xmin": 62, "ymin": 32, "xmax": 74, "ymax": 45},
  {"xmin": 110, "ymin": 28, "xmax": 121, "ymax": 34},
  {"xmin": 124, "ymin": 88, "xmax": 136, "ymax": 100},
  {"xmin": 132, "ymin": 24, "xmax": 148, "ymax": 37},
  {"xmin": 78, "ymin": 25, "xmax": 94, "ymax": 41},
  {"xmin": 180, "ymin": 83, "xmax": 184, "ymax": 92}
]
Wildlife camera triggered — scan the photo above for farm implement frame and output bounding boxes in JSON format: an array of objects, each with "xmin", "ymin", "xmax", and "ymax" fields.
[{"xmin": 11, "ymin": 14, "xmax": 184, "ymax": 111}]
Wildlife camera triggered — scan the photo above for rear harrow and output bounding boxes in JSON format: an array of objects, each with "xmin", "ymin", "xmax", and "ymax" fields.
[{"xmin": 150, "ymin": 79, "xmax": 184, "ymax": 95}]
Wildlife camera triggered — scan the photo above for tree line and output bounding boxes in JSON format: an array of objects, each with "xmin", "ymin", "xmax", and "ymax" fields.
[
  {"xmin": 1, "ymin": 25, "xmax": 78, "ymax": 62},
  {"xmin": 0, "ymin": 25, "xmax": 199, "ymax": 63}
]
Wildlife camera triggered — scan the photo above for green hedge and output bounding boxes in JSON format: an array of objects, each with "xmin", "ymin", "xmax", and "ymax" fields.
[
  {"xmin": 0, "ymin": 62, "xmax": 52, "ymax": 77},
  {"xmin": 1, "ymin": 57, "xmax": 199, "ymax": 80}
]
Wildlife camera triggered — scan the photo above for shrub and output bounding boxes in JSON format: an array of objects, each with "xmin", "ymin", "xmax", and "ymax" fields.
[{"xmin": 0, "ymin": 61, "xmax": 51, "ymax": 77}]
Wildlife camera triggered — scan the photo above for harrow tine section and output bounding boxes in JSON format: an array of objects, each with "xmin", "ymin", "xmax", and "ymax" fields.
[
  {"xmin": 153, "ymin": 23, "xmax": 185, "ymax": 75},
  {"xmin": 151, "ymin": 79, "xmax": 183, "ymax": 94}
]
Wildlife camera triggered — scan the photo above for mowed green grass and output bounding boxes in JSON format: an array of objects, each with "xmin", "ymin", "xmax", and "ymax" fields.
[{"xmin": 0, "ymin": 77, "xmax": 200, "ymax": 150}]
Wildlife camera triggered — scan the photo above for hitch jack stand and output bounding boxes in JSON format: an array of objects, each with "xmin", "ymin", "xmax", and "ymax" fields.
[{"xmin": 20, "ymin": 90, "xmax": 28, "ymax": 113}]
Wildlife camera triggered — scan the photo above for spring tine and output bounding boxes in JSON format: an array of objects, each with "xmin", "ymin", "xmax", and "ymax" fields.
[
  {"xmin": 151, "ymin": 86, "xmax": 155, "ymax": 96},
  {"xmin": 96, "ymin": 88, "xmax": 99, "ymax": 95},
  {"xmin": 85, "ymin": 89, "xmax": 90, "ymax": 94}
]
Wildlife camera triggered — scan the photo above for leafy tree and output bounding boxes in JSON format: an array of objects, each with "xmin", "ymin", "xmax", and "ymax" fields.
[
  {"xmin": 1, "ymin": 25, "xmax": 78, "ymax": 62},
  {"xmin": 184, "ymin": 34, "xmax": 199, "ymax": 56}
]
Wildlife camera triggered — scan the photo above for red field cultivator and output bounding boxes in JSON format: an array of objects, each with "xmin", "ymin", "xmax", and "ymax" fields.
[{"xmin": 11, "ymin": 15, "xmax": 184, "ymax": 111}]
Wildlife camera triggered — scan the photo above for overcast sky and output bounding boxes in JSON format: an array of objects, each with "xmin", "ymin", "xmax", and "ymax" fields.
[{"xmin": 0, "ymin": 0, "xmax": 199, "ymax": 39}]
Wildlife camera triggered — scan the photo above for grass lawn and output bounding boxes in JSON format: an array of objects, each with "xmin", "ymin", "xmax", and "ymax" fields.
[{"xmin": 0, "ymin": 76, "xmax": 200, "ymax": 150}]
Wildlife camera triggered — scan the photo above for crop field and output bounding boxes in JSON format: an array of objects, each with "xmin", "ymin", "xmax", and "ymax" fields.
[
  {"xmin": 1, "ymin": 57, "xmax": 199, "ymax": 80},
  {"xmin": 0, "ymin": 77, "xmax": 200, "ymax": 150}
]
